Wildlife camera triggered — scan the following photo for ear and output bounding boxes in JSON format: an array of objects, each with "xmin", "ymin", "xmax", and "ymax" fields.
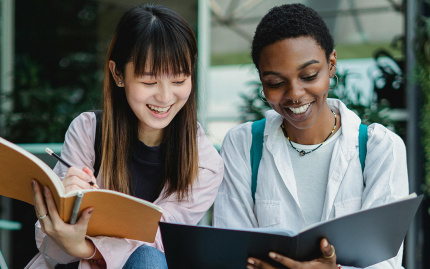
[
  {"xmin": 328, "ymin": 49, "xmax": 337, "ymax": 77},
  {"xmin": 109, "ymin": 60, "xmax": 124, "ymax": 87}
]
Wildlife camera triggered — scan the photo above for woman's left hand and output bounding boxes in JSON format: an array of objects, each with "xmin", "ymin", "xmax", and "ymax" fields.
[
  {"xmin": 247, "ymin": 239, "xmax": 338, "ymax": 269},
  {"xmin": 32, "ymin": 180, "xmax": 96, "ymax": 259}
]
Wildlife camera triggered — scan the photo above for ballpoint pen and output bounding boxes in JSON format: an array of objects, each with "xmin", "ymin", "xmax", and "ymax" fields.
[{"xmin": 70, "ymin": 191, "xmax": 83, "ymax": 224}]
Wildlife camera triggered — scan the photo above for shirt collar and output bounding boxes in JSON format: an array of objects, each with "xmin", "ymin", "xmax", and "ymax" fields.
[{"xmin": 264, "ymin": 99, "xmax": 362, "ymax": 156}]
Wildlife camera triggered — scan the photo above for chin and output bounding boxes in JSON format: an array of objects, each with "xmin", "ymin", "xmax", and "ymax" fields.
[
  {"xmin": 286, "ymin": 116, "xmax": 318, "ymax": 130},
  {"xmin": 149, "ymin": 121, "xmax": 171, "ymax": 130}
]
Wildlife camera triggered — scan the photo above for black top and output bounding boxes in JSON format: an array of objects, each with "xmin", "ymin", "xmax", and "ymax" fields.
[
  {"xmin": 129, "ymin": 140, "xmax": 164, "ymax": 203},
  {"xmin": 92, "ymin": 110, "xmax": 163, "ymax": 203}
]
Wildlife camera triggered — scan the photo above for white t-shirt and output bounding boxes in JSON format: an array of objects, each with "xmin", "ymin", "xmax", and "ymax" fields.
[{"xmin": 288, "ymin": 127, "xmax": 342, "ymax": 225}]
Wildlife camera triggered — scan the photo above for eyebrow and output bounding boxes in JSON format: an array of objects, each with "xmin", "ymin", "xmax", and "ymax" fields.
[
  {"xmin": 137, "ymin": 72, "xmax": 190, "ymax": 79},
  {"xmin": 297, "ymin": 59, "xmax": 320, "ymax": 70},
  {"xmin": 261, "ymin": 71, "xmax": 281, "ymax": 77},
  {"xmin": 134, "ymin": 72, "xmax": 155, "ymax": 77},
  {"xmin": 141, "ymin": 72, "xmax": 156, "ymax": 76},
  {"xmin": 261, "ymin": 59, "xmax": 320, "ymax": 77}
]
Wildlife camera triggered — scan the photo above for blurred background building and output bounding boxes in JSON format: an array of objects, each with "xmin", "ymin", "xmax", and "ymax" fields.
[{"xmin": 0, "ymin": 0, "xmax": 428, "ymax": 268}]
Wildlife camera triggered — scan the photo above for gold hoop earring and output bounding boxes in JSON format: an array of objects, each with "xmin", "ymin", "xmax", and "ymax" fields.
[
  {"xmin": 259, "ymin": 89, "xmax": 267, "ymax": 103},
  {"xmin": 329, "ymin": 75, "xmax": 338, "ymax": 89}
]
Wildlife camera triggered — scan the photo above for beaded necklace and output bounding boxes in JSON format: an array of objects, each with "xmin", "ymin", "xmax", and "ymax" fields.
[{"xmin": 281, "ymin": 110, "xmax": 337, "ymax": 156}]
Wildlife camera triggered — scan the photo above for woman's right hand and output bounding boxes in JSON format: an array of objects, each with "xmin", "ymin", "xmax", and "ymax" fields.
[
  {"xmin": 62, "ymin": 166, "xmax": 99, "ymax": 194},
  {"xmin": 247, "ymin": 239, "xmax": 337, "ymax": 269}
]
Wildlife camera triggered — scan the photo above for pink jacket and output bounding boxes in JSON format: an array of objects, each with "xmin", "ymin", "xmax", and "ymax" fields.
[{"xmin": 25, "ymin": 112, "xmax": 224, "ymax": 269}]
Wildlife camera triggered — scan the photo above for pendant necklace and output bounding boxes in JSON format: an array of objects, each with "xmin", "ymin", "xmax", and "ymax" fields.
[{"xmin": 281, "ymin": 110, "xmax": 337, "ymax": 156}]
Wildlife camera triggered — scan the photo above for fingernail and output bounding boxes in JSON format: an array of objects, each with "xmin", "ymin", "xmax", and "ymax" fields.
[
  {"xmin": 269, "ymin": 252, "xmax": 277, "ymax": 259},
  {"xmin": 247, "ymin": 266, "xmax": 253, "ymax": 269},
  {"xmin": 88, "ymin": 209, "xmax": 94, "ymax": 214},
  {"xmin": 44, "ymin": 186, "xmax": 49, "ymax": 194},
  {"xmin": 247, "ymin": 258, "xmax": 254, "ymax": 264},
  {"xmin": 31, "ymin": 180, "xmax": 35, "ymax": 188},
  {"xmin": 323, "ymin": 239, "xmax": 329, "ymax": 247}
]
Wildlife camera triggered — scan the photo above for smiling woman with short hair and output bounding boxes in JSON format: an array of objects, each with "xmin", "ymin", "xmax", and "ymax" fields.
[{"xmin": 214, "ymin": 3, "xmax": 408, "ymax": 269}]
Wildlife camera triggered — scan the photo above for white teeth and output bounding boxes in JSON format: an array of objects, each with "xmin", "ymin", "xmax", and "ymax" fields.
[
  {"xmin": 148, "ymin": 104, "xmax": 171, "ymax": 113},
  {"xmin": 289, "ymin": 103, "xmax": 310, "ymax": 114}
]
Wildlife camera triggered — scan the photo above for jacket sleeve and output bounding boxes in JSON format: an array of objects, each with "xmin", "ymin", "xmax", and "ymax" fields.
[
  {"xmin": 29, "ymin": 118, "xmax": 223, "ymax": 268},
  {"xmin": 341, "ymin": 123, "xmax": 408, "ymax": 269},
  {"xmin": 29, "ymin": 113, "xmax": 144, "ymax": 269},
  {"xmin": 213, "ymin": 122, "xmax": 260, "ymax": 228},
  {"xmin": 52, "ymin": 112, "xmax": 97, "ymax": 178},
  {"xmin": 28, "ymin": 113, "xmax": 100, "ymax": 267},
  {"xmin": 361, "ymin": 123, "xmax": 409, "ymax": 208}
]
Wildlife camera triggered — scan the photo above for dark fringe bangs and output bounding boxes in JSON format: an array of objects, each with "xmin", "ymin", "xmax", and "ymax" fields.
[{"xmin": 132, "ymin": 19, "xmax": 193, "ymax": 78}]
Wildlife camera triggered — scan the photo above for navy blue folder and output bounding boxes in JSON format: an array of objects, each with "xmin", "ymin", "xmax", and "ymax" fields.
[{"xmin": 160, "ymin": 195, "xmax": 422, "ymax": 269}]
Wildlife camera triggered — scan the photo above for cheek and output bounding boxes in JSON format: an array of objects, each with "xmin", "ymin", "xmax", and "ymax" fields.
[
  {"xmin": 125, "ymin": 86, "xmax": 147, "ymax": 104},
  {"xmin": 305, "ymin": 78, "xmax": 330, "ymax": 99},
  {"xmin": 176, "ymin": 83, "xmax": 192, "ymax": 101},
  {"xmin": 263, "ymin": 88, "xmax": 283, "ymax": 101},
  {"xmin": 316, "ymin": 72, "xmax": 331, "ymax": 91}
]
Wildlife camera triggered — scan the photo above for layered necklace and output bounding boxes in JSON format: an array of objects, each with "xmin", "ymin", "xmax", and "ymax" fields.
[{"xmin": 281, "ymin": 110, "xmax": 337, "ymax": 156}]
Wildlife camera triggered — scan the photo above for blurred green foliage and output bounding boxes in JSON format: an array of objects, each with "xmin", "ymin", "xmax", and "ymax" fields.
[
  {"xmin": 4, "ymin": 1, "xmax": 102, "ymax": 143},
  {"xmin": 5, "ymin": 55, "xmax": 102, "ymax": 143},
  {"xmin": 415, "ymin": 1, "xmax": 430, "ymax": 197}
]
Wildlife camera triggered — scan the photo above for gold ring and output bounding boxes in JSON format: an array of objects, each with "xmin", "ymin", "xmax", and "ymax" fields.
[
  {"xmin": 38, "ymin": 213, "xmax": 48, "ymax": 220},
  {"xmin": 323, "ymin": 245, "xmax": 335, "ymax": 259}
]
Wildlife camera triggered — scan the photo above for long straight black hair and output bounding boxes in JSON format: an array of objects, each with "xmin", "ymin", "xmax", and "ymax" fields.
[{"xmin": 101, "ymin": 4, "xmax": 198, "ymax": 200}]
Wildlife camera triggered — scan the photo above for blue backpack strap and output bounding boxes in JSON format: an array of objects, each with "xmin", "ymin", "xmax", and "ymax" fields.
[
  {"xmin": 359, "ymin": 123, "xmax": 368, "ymax": 173},
  {"xmin": 250, "ymin": 118, "xmax": 266, "ymax": 203}
]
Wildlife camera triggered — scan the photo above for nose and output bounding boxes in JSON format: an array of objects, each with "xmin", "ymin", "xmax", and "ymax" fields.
[
  {"xmin": 284, "ymin": 79, "xmax": 305, "ymax": 103},
  {"xmin": 155, "ymin": 83, "xmax": 173, "ymax": 104}
]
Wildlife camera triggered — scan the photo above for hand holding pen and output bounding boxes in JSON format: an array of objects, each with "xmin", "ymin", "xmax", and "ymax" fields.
[{"xmin": 45, "ymin": 148, "xmax": 99, "ymax": 190}]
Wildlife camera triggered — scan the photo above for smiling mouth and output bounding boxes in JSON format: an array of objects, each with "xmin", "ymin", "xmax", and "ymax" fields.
[
  {"xmin": 147, "ymin": 104, "xmax": 172, "ymax": 114},
  {"xmin": 288, "ymin": 103, "xmax": 311, "ymax": 114}
]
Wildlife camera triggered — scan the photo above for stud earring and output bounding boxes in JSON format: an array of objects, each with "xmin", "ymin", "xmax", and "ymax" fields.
[{"xmin": 118, "ymin": 81, "xmax": 122, "ymax": 86}]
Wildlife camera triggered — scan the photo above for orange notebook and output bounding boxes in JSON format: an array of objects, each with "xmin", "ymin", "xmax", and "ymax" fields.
[{"xmin": 0, "ymin": 137, "xmax": 163, "ymax": 242}]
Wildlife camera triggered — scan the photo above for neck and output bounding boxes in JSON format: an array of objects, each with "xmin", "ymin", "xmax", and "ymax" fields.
[
  {"xmin": 283, "ymin": 105, "xmax": 337, "ymax": 145},
  {"xmin": 138, "ymin": 126, "xmax": 164, "ymax": 147}
]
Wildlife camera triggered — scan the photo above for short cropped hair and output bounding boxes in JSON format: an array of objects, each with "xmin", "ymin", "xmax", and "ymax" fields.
[{"xmin": 251, "ymin": 3, "xmax": 334, "ymax": 70}]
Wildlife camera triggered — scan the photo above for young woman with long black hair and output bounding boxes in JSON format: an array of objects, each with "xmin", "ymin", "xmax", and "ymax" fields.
[{"xmin": 27, "ymin": 4, "xmax": 223, "ymax": 268}]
